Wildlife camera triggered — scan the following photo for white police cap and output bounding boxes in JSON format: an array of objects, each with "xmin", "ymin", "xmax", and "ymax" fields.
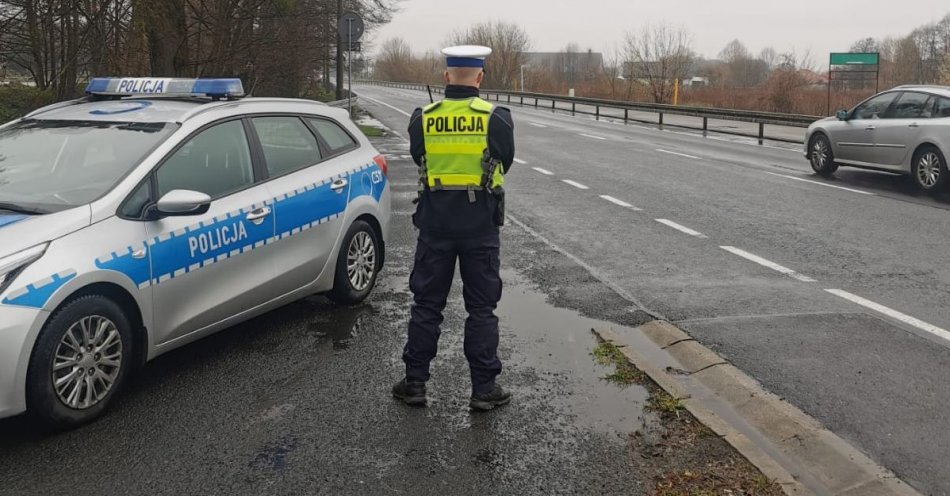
[{"xmin": 442, "ymin": 45, "xmax": 492, "ymax": 68}]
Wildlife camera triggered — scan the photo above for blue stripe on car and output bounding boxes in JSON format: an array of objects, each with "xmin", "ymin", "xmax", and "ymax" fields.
[
  {"xmin": 0, "ymin": 215, "xmax": 28, "ymax": 229},
  {"xmin": 2, "ymin": 162, "xmax": 387, "ymax": 308}
]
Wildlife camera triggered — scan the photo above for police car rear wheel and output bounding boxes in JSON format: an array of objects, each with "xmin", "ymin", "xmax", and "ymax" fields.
[
  {"xmin": 329, "ymin": 220, "xmax": 380, "ymax": 305},
  {"xmin": 26, "ymin": 295, "xmax": 132, "ymax": 429}
]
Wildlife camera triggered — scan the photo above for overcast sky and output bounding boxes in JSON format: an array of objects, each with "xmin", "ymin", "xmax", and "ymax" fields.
[{"xmin": 369, "ymin": 0, "xmax": 949, "ymax": 61}]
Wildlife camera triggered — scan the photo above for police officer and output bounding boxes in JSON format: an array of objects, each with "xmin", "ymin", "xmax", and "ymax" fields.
[{"xmin": 392, "ymin": 45, "xmax": 516, "ymax": 411}]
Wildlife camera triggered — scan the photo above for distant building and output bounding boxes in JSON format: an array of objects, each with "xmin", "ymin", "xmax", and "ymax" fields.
[{"xmin": 523, "ymin": 51, "xmax": 603, "ymax": 84}]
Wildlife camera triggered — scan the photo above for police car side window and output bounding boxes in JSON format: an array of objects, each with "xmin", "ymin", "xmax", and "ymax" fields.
[
  {"xmin": 251, "ymin": 117, "xmax": 322, "ymax": 177},
  {"xmin": 308, "ymin": 118, "xmax": 357, "ymax": 154},
  {"xmin": 156, "ymin": 120, "xmax": 254, "ymax": 199}
]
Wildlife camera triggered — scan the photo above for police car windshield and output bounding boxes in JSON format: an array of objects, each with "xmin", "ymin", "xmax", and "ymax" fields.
[{"xmin": 0, "ymin": 120, "xmax": 175, "ymax": 213}]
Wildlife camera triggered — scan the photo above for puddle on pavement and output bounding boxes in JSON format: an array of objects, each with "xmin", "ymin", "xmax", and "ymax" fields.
[{"xmin": 497, "ymin": 269, "xmax": 650, "ymax": 437}]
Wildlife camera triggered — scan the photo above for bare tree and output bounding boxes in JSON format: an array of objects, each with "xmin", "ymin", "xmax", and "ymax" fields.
[
  {"xmin": 448, "ymin": 20, "xmax": 530, "ymax": 89},
  {"xmin": 850, "ymin": 37, "xmax": 879, "ymax": 53},
  {"xmin": 373, "ymin": 37, "xmax": 413, "ymax": 82},
  {"xmin": 599, "ymin": 44, "xmax": 625, "ymax": 99},
  {"xmin": 623, "ymin": 23, "xmax": 695, "ymax": 103},
  {"xmin": 718, "ymin": 39, "xmax": 768, "ymax": 87},
  {"xmin": 759, "ymin": 47, "xmax": 778, "ymax": 70}
]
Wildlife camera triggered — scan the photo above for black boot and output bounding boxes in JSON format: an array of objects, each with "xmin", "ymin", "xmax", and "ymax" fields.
[
  {"xmin": 470, "ymin": 385, "xmax": 511, "ymax": 411},
  {"xmin": 392, "ymin": 379, "xmax": 427, "ymax": 406}
]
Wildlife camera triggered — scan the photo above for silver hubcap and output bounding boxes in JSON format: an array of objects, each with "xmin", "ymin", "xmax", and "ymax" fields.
[
  {"xmin": 812, "ymin": 138, "xmax": 829, "ymax": 169},
  {"xmin": 917, "ymin": 152, "xmax": 941, "ymax": 188},
  {"xmin": 52, "ymin": 315, "xmax": 123, "ymax": 410},
  {"xmin": 347, "ymin": 231, "xmax": 376, "ymax": 291}
]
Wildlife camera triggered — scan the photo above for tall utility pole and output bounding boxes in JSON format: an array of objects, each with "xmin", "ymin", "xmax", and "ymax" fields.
[{"xmin": 335, "ymin": 0, "xmax": 344, "ymax": 100}]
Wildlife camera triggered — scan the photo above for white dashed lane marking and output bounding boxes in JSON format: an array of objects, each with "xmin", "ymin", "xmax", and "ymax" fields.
[
  {"xmin": 720, "ymin": 246, "xmax": 816, "ymax": 282},
  {"xmin": 600, "ymin": 195, "xmax": 642, "ymax": 211},
  {"xmin": 562, "ymin": 179, "xmax": 590, "ymax": 190},
  {"xmin": 532, "ymin": 167, "xmax": 554, "ymax": 176},
  {"xmin": 655, "ymin": 219, "xmax": 708, "ymax": 239},
  {"xmin": 827, "ymin": 289, "xmax": 950, "ymax": 343},
  {"xmin": 656, "ymin": 149, "xmax": 700, "ymax": 160},
  {"xmin": 580, "ymin": 133, "xmax": 607, "ymax": 140},
  {"xmin": 763, "ymin": 171, "xmax": 875, "ymax": 196},
  {"xmin": 529, "ymin": 122, "xmax": 548, "ymax": 128},
  {"xmin": 514, "ymin": 158, "xmax": 528, "ymax": 164},
  {"xmin": 360, "ymin": 95, "xmax": 412, "ymax": 117}
]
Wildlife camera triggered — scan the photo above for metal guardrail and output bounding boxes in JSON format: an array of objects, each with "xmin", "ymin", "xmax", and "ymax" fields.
[{"xmin": 357, "ymin": 80, "xmax": 822, "ymax": 144}]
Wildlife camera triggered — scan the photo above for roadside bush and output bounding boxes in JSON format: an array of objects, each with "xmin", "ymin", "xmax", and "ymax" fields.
[{"xmin": 0, "ymin": 85, "xmax": 55, "ymax": 121}]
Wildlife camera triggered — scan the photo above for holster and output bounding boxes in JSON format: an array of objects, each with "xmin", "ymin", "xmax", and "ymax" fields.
[{"xmin": 492, "ymin": 187, "xmax": 506, "ymax": 227}]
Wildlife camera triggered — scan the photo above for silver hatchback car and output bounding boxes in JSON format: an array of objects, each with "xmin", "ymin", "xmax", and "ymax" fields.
[
  {"xmin": 804, "ymin": 85, "xmax": 950, "ymax": 192},
  {"xmin": 0, "ymin": 78, "xmax": 391, "ymax": 428}
]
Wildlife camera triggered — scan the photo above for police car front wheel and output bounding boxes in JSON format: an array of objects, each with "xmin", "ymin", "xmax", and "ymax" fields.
[
  {"xmin": 26, "ymin": 294, "xmax": 133, "ymax": 429},
  {"xmin": 329, "ymin": 220, "xmax": 380, "ymax": 305}
]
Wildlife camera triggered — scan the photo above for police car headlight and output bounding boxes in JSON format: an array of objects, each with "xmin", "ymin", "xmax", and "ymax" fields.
[{"xmin": 0, "ymin": 243, "xmax": 48, "ymax": 295}]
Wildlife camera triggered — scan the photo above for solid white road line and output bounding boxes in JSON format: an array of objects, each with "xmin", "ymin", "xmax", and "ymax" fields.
[
  {"xmin": 826, "ymin": 289, "xmax": 950, "ymax": 343},
  {"xmin": 514, "ymin": 158, "xmax": 528, "ymax": 164},
  {"xmin": 720, "ymin": 246, "xmax": 816, "ymax": 282},
  {"xmin": 763, "ymin": 171, "xmax": 875, "ymax": 195},
  {"xmin": 529, "ymin": 122, "xmax": 548, "ymax": 128},
  {"xmin": 580, "ymin": 133, "xmax": 607, "ymax": 140},
  {"xmin": 656, "ymin": 149, "xmax": 700, "ymax": 160},
  {"xmin": 359, "ymin": 95, "xmax": 412, "ymax": 117},
  {"xmin": 532, "ymin": 167, "xmax": 554, "ymax": 176},
  {"xmin": 600, "ymin": 195, "xmax": 643, "ymax": 211},
  {"xmin": 656, "ymin": 219, "xmax": 708, "ymax": 239},
  {"xmin": 562, "ymin": 179, "xmax": 590, "ymax": 190}
]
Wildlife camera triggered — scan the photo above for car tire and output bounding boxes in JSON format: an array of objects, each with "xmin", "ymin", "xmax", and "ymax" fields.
[
  {"xmin": 26, "ymin": 294, "xmax": 133, "ymax": 429},
  {"xmin": 809, "ymin": 133, "xmax": 838, "ymax": 177},
  {"xmin": 911, "ymin": 145, "xmax": 948, "ymax": 194},
  {"xmin": 328, "ymin": 220, "xmax": 381, "ymax": 305}
]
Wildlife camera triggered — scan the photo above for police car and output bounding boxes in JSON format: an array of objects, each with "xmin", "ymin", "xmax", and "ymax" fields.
[{"xmin": 0, "ymin": 78, "xmax": 391, "ymax": 428}]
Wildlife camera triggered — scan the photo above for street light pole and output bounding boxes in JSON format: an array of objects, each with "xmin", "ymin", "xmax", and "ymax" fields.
[{"xmin": 520, "ymin": 64, "xmax": 528, "ymax": 92}]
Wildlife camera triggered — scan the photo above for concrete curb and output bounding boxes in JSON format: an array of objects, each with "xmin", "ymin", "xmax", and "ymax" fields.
[{"xmin": 594, "ymin": 321, "xmax": 921, "ymax": 496}]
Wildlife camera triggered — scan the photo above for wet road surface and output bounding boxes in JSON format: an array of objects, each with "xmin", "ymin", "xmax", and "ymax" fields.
[
  {"xmin": 355, "ymin": 84, "xmax": 950, "ymax": 495},
  {"xmin": 0, "ymin": 137, "xmax": 660, "ymax": 495}
]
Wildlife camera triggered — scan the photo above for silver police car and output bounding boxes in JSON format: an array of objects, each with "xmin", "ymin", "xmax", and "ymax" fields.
[
  {"xmin": 805, "ymin": 85, "xmax": 950, "ymax": 192},
  {"xmin": 0, "ymin": 78, "xmax": 391, "ymax": 428}
]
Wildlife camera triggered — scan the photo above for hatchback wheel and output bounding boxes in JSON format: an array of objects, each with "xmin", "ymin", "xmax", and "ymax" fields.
[
  {"xmin": 809, "ymin": 133, "xmax": 838, "ymax": 177},
  {"xmin": 328, "ymin": 220, "xmax": 381, "ymax": 305},
  {"xmin": 26, "ymin": 295, "xmax": 132, "ymax": 429},
  {"xmin": 912, "ymin": 146, "xmax": 947, "ymax": 194}
]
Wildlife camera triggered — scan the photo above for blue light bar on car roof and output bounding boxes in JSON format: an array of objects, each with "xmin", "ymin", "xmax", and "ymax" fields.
[{"xmin": 84, "ymin": 77, "xmax": 245, "ymax": 98}]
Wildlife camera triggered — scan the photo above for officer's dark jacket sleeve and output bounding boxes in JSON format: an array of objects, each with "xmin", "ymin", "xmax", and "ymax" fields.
[
  {"xmin": 408, "ymin": 107, "xmax": 425, "ymax": 167},
  {"xmin": 489, "ymin": 107, "xmax": 515, "ymax": 173}
]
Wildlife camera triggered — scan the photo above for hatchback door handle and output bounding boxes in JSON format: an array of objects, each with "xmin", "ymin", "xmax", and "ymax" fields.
[
  {"xmin": 331, "ymin": 179, "xmax": 349, "ymax": 192},
  {"xmin": 865, "ymin": 125, "xmax": 876, "ymax": 131},
  {"xmin": 909, "ymin": 122, "xmax": 920, "ymax": 128},
  {"xmin": 245, "ymin": 206, "xmax": 272, "ymax": 224}
]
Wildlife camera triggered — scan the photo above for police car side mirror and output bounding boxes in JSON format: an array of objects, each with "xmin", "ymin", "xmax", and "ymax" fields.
[{"xmin": 152, "ymin": 190, "xmax": 212, "ymax": 218}]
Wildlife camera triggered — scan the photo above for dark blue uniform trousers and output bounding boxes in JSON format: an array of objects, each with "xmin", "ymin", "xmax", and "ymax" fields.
[{"xmin": 403, "ymin": 231, "xmax": 503, "ymax": 394}]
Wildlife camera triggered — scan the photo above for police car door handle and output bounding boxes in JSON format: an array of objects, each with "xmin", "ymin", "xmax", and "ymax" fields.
[
  {"xmin": 331, "ymin": 179, "xmax": 348, "ymax": 193},
  {"xmin": 245, "ymin": 206, "xmax": 272, "ymax": 225}
]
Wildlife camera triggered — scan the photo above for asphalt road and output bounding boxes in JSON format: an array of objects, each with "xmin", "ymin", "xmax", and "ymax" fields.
[
  {"xmin": 356, "ymin": 84, "xmax": 950, "ymax": 496},
  {"xmin": 0, "ymin": 134, "xmax": 663, "ymax": 495}
]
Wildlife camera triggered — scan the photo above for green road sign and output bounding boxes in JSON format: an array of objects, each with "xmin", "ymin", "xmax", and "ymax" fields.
[{"xmin": 830, "ymin": 53, "xmax": 880, "ymax": 66}]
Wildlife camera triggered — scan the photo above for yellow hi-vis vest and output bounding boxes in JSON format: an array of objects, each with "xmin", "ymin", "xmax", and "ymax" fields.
[{"xmin": 421, "ymin": 97, "xmax": 505, "ymax": 192}]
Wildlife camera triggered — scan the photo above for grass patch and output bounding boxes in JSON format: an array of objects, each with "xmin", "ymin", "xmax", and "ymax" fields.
[
  {"xmin": 358, "ymin": 124, "xmax": 385, "ymax": 137},
  {"xmin": 592, "ymin": 341, "xmax": 646, "ymax": 386},
  {"xmin": 649, "ymin": 391, "xmax": 686, "ymax": 416}
]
